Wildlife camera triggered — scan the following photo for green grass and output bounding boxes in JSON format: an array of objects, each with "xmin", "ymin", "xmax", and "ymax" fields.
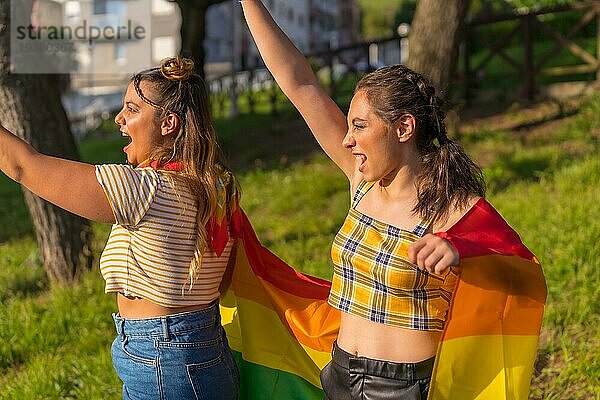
[
  {"xmin": 0, "ymin": 94, "xmax": 598, "ymax": 398},
  {"xmin": 0, "ymin": 176, "xmax": 31, "ymax": 241},
  {"xmin": 0, "ymin": 272, "xmax": 121, "ymax": 399},
  {"xmin": 239, "ymin": 156, "xmax": 348, "ymax": 279}
]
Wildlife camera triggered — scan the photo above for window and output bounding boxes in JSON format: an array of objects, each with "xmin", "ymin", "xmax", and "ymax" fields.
[
  {"xmin": 114, "ymin": 43, "xmax": 126, "ymax": 65},
  {"xmin": 152, "ymin": 36, "xmax": 176, "ymax": 64},
  {"xmin": 151, "ymin": 0, "xmax": 175, "ymax": 15},
  {"xmin": 65, "ymin": 1, "xmax": 81, "ymax": 22},
  {"xmin": 93, "ymin": 0, "xmax": 108, "ymax": 15}
]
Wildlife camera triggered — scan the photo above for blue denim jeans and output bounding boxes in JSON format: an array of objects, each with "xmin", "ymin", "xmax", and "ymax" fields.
[{"xmin": 111, "ymin": 301, "xmax": 239, "ymax": 400}]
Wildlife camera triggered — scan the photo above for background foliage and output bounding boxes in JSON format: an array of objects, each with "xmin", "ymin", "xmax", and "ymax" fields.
[{"xmin": 0, "ymin": 92, "xmax": 598, "ymax": 398}]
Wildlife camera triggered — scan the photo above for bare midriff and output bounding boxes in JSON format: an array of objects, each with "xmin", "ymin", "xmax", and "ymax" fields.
[
  {"xmin": 117, "ymin": 293, "xmax": 213, "ymax": 319},
  {"xmin": 337, "ymin": 312, "xmax": 441, "ymax": 363}
]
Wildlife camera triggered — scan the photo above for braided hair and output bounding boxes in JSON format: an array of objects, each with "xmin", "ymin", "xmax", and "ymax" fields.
[{"xmin": 355, "ymin": 65, "xmax": 485, "ymax": 226}]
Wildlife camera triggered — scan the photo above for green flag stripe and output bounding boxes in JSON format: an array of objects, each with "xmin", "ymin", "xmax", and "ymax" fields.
[{"xmin": 233, "ymin": 351, "xmax": 325, "ymax": 400}]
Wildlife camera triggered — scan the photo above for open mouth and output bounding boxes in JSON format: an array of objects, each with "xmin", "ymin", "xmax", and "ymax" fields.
[
  {"xmin": 354, "ymin": 153, "xmax": 367, "ymax": 172},
  {"xmin": 121, "ymin": 130, "xmax": 131, "ymax": 141},
  {"xmin": 121, "ymin": 131, "xmax": 132, "ymax": 151}
]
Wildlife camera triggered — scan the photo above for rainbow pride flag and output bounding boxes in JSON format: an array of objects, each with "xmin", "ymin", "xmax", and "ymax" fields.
[
  {"xmin": 220, "ymin": 199, "xmax": 546, "ymax": 399},
  {"xmin": 430, "ymin": 200, "xmax": 546, "ymax": 399},
  {"xmin": 220, "ymin": 209, "xmax": 338, "ymax": 399}
]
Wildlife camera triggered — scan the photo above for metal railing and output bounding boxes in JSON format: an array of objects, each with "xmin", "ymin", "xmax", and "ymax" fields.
[{"xmin": 207, "ymin": 36, "xmax": 404, "ymax": 117}]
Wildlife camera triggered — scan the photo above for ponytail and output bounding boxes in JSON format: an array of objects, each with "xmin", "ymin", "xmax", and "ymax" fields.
[
  {"xmin": 416, "ymin": 139, "xmax": 485, "ymax": 227},
  {"xmin": 415, "ymin": 87, "xmax": 485, "ymax": 226}
]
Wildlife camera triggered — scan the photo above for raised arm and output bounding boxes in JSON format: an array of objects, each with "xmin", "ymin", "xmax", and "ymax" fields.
[
  {"xmin": 0, "ymin": 126, "xmax": 114, "ymax": 223},
  {"xmin": 241, "ymin": 0, "xmax": 354, "ymax": 177}
]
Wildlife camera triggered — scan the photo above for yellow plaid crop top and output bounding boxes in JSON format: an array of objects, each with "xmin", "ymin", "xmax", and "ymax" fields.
[{"xmin": 329, "ymin": 181, "xmax": 458, "ymax": 331}]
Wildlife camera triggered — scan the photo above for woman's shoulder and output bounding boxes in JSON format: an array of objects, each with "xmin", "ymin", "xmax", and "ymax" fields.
[
  {"xmin": 442, "ymin": 195, "xmax": 520, "ymax": 236},
  {"xmin": 96, "ymin": 163, "xmax": 160, "ymax": 186},
  {"xmin": 436, "ymin": 196, "xmax": 484, "ymax": 232}
]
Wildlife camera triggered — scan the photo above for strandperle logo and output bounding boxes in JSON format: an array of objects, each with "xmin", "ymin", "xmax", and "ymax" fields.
[
  {"xmin": 10, "ymin": 0, "xmax": 153, "ymax": 74},
  {"xmin": 15, "ymin": 20, "xmax": 146, "ymax": 46}
]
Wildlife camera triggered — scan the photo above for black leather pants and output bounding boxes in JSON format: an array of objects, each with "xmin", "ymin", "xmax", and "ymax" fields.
[{"xmin": 320, "ymin": 342, "xmax": 434, "ymax": 400}]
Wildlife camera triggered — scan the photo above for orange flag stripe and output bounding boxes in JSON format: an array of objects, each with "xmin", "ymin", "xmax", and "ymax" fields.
[
  {"xmin": 230, "ymin": 238, "xmax": 339, "ymax": 353},
  {"xmin": 262, "ymin": 280, "xmax": 339, "ymax": 352},
  {"xmin": 442, "ymin": 254, "xmax": 546, "ymax": 341}
]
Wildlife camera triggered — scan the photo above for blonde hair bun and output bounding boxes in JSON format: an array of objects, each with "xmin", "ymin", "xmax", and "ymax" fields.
[{"xmin": 160, "ymin": 56, "xmax": 195, "ymax": 81}]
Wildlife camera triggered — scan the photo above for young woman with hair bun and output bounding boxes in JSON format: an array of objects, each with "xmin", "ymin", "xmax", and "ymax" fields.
[
  {"xmin": 238, "ymin": 1, "xmax": 531, "ymax": 399},
  {"xmin": 0, "ymin": 56, "xmax": 239, "ymax": 399}
]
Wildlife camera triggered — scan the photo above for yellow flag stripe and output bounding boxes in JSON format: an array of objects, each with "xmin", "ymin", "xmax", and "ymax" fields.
[
  {"xmin": 220, "ymin": 293, "xmax": 328, "ymax": 388},
  {"xmin": 429, "ymin": 334, "xmax": 539, "ymax": 400}
]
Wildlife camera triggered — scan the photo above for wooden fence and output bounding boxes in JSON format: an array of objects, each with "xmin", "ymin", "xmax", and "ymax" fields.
[
  {"xmin": 463, "ymin": 1, "xmax": 600, "ymax": 102},
  {"xmin": 208, "ymin": 1, "xmax": 600, "ymax": 117}
]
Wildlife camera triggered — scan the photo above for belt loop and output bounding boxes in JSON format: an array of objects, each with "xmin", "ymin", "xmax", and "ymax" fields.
[
  {"xmin": 408, "ymin": 362, "xmax": 414, "ymax": 382},
  {"xmin": 119, "ymin": 318, "xmax": 126, "ymax": 342},
  {"xmin": 161, "ymin": 317, "xmax": 170, "ymax": 341},
  {"xmin": 214, "ymin": 303, "xmax": 221, "ymax": 326}
]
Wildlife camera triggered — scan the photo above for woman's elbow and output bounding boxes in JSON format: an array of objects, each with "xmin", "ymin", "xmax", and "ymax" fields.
[{"xmin": 7, "ymin": 164, "xmax": 25, "ymax": 183}]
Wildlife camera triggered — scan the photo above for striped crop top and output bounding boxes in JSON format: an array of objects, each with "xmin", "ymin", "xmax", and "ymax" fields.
[
  {"xmin": 95, "ymin": 164, "xmax": 234, "ymax": 308},
  {"xmin": 329, "ymin": 181, "xmax": 458, "ymax": 331}
]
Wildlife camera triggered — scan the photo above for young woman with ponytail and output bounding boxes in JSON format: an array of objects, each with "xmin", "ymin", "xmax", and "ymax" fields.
[
  {"xmin": 0, "ymin": 56, "xmax": 239, "ymax": 399},
  {"xmin": 241, "ymin": 1, "xmax": 488, "ymax": 398}
]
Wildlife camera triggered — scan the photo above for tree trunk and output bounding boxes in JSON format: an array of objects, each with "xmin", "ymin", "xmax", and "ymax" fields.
[
  {"xmin": 407, "ymin": 0, "xmax": 471, "ymax": 95},
  {"xmin": 0, "ymin": 1, "xmax": 92, "ymax": 284},
  {"xmin": 174, "ymin": 0, "xmax": 226, "ymax": 78}
]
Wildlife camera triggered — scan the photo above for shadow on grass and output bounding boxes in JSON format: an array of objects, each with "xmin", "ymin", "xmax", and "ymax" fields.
[
  {"xmin": 485, "ymin": 150, "xmax": 574, "ymax": 193},
  {"xmin": 0, "ymin": 275, "xmax": 48, "ymax": 304},
  {"xmin": 0, "ymin": 245, "xmax": 48, "ymax": 303},
  {"xmin": 512, "ymin": 108, "xmax": 579, "ymax": 133}
]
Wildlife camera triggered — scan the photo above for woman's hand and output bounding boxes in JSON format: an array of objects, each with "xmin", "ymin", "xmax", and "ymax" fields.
[{"xmin": 408, "ymin": 234, "xmax": 459, "ymax": 275}]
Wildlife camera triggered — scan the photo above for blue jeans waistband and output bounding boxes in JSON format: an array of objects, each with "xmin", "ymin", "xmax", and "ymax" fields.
[{"xmin": 112, "ymin": 300, "xmax": 221, "ymax": 340}]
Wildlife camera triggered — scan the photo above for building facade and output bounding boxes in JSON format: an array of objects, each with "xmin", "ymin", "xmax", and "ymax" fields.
[
  {"xmin": 27, "ymin": 0, "xmax": 359, "ymax": 86},
  {"xmin": 205, "ymin": 0, "xmax": 360, "ymax": 75},
  {"xmin": 338, "ymin": 0, "xmax": 361, "ymax": 47},
  {"xmin": 308, "ymin": 0, "xmax": 338, "ymax": 51},
  {"xmin": 27, "ymin": 0, "xmax": 181, "ymax": 91},
  {"xmin": 205, "ymin": 0, "xmax": 311, "ymax": 76}
]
